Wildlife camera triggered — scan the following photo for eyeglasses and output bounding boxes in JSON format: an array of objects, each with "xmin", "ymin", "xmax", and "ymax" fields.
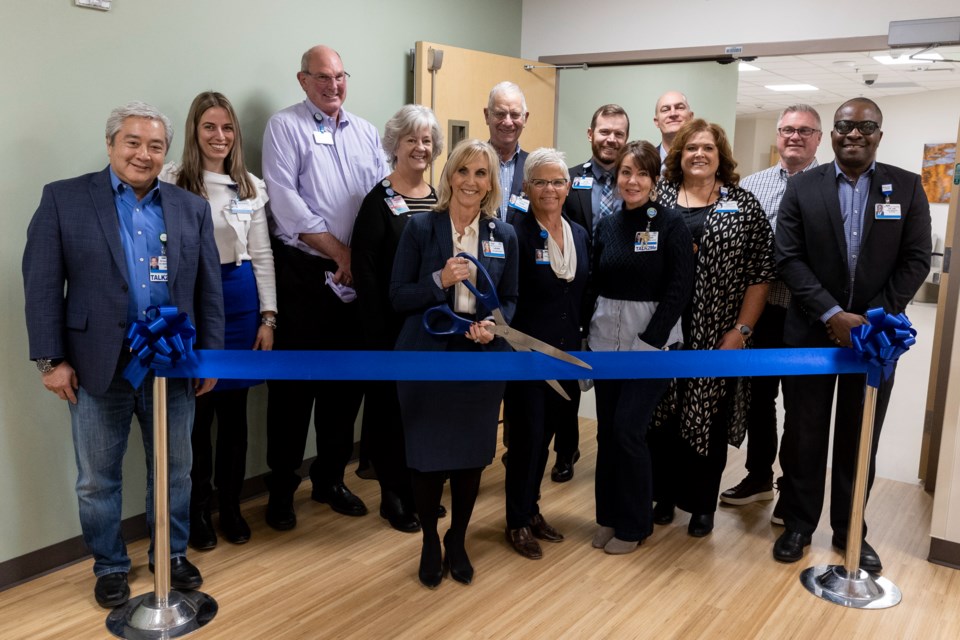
[
  {"xmin": 833, "ymin": 120, "xmax": 880, "ymax": 135},
  {"xmin": 302, "ymin": 71, "xmax": 350, "ymax": 85},
  {"xmin": 528, "ymin": 179, "xmax": 568, "ymax": 189},
  {"xmin": 778, "ymin": 126, "xmax": 820, "ymax": 138},
  {"xmin": 490, "ymin": 109, "xmax": 525, "ymax": 122}
]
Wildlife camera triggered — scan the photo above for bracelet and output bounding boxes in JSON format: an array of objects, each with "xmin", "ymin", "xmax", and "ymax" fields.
[{"xmin": 261, "ymin": 315, "xmax": 277, "ymax": 329}]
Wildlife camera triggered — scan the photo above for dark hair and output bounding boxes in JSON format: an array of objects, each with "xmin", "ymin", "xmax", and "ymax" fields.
[
  {"xmin": 177, "ymin": 91, "xmax": 256, "ymax": 200},
  {"xmin": 663, "ymin": 118, "xmax": 739, "ymax": 186},
  {"xmin": 590, "ymin": 104, "xmax": 630, "ymax": 137},
  {"xmin": 835, "ymin": 97, "xmax": 883, "ymax": 125},
  {"xmin": 615, "ymin": 140, "xmax": 660, "ymax": 178}
]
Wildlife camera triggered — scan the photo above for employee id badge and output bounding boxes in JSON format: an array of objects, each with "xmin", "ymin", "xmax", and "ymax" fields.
[
  {"xmin": 875, "ymin": 203, "xmax": 902, "ymax": 220},
  {"xmin": 508, "ymin": 193, "xmax": 530, "ymax": 212},
  {"xmin": 384, "ymin": 195, "xmax": 411, "ymax": 216},
  {"xmin": 634, "ymin": 231, "xmax": 659, "ymax": 252},
  {"xmin": 230, "ymin": 199, "xmax": 254, "ymax": 222},
  {"xmin": 313, "ymin": 130, "xmax": 334, "ymax": 145},
  {"xmin": 149, "ymin": 255, "xmax": 168, "ymax": 282},
  {"xmin": 572, "ymin": 176, "xmax": 594, "ymax": 190},
  {"xmin": 535, "ymin": 248, "xmax": 550, "ymax": 264},
  {"xmin": 716, "ymin": 200, "xmax": 739, "ymax": 213},
  {"xmin": 482, "ymin": 240, "xmax": 506, "ymax": 259}
]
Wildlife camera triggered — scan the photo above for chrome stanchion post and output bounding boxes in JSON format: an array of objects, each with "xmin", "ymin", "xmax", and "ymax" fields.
[
  {"xmin": 106, "ymin": 375, "xmax": 218, "ymax": 638},
  {"xmin": 800, "ymin": 382, "xmax": 901, "ymax": 609}
]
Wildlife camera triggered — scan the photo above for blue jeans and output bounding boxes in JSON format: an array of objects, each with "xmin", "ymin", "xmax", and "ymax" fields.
[{"xmin": 69, "ymin": 365, "xmax": 194, "ymax": 577}]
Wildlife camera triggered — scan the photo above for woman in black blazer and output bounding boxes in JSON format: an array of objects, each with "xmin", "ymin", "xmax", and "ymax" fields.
[
  {"xmin": 390, "ymin": 139, "xmax": 518, "ymax": 588},
  {"xmin": 503, "ymin": 148, "xmax": 589, "ymax": 560}
]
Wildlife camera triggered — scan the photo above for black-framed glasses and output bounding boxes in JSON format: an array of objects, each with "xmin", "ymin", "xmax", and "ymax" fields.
[
  {"xmin": 778, "ymin": 126, "xmax": 820, "ymax": 138},
  {"xmin": 302, "ymin": 71, "xmax": 350, "ymax": 85},
  {"xmin": 528, "ymin": 179, "xmax": 568, "ymax": 189},
  {"xmin": 834, "ymin": 120, "xmax": 880, "ymax": 135}
]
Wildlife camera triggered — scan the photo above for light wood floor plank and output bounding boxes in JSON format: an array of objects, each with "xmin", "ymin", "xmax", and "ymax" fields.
[{"xmin": 1, "ymin": 419, "xmax": 958, "ymax": 639}]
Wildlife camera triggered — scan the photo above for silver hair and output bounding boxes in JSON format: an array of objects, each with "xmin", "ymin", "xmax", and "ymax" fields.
[
  {"xmin": 523, "ymin": 148, "xmax": 568, "ymax": 181},
  {"xmin": 778, "ymin": 104, "xmax": 822, "ymax": 128},
  {"xmin": 487, "ymin": 81, "xmax": 527, "ymax": 115},
  {"xmin": 381, "ymin": 105, "xmax": 444, "ymax": 169},
  {"xmin": 105, "ymin": 101, "xmax": 173, "ymax": 149}
]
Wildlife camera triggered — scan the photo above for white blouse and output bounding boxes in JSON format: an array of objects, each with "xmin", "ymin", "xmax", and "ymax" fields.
[{"xmin": 159, "ymin": 163, "xmax": 277, "ymax": 313}]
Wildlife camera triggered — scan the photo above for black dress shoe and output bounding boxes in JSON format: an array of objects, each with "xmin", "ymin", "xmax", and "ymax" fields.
[
  {"xmin": 380, "ymin": 493, "xmax": 421, "ymax": 533},
  {"xmin": 312, "ymin": 482, "xmax": 368, "ymax": 517},
  {"xmin": 773, "ymin": 530, "xmax": 812, "ymax": 563},
  {"xmin": 550, "ymin": 449, "xmax": 581, "ymax": 483},
  {"xmin": 832, "ymin": 534, "xmax": 883, "ymax": 573},
  {"xmin": 189, "ymin": 509, "xmax": 217, "ymax": 551},
  {"xmin": 506, "ymin": 526, "xmax": 543, "ymax": 560},
  {"xmin": 437, "ymin": 504, "xmax": 447, "ymax": 518},
  {"xmin": 149, "ymin": 557, "xmax": 203, "ymax": 590},
  {"xmin": 219, "ymin": 504, "xmax": 251, "ymax": 544},
  {"xmin": 94, "ymin": 572, "xmax": 130, "ymax": 608},
  {"xmin": 529, "ymin": 513, "xmax": 564, "ymax": 542},
  {"xmin": 443, "ymin": 531, "xmax": 474, "ymax": 584},
  {"xmin": 418, "ymin": 538, "xmax": 443, "ymax": 588},
  {"xmin": 266, "ymin": 497, "xmax": 296, "ymax": 531},
  {"xmin": 688, "ymin": 513, "xmax": 714, "ymax": 537},
  {"xmin": 653, "ymin": 501, "xmax": 675, "ymax": 525}
]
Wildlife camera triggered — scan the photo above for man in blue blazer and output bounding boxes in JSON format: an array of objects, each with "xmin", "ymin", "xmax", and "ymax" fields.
[
  {"xmin": 484, "ymin": 81, "xmax": 529, "ymax": 222},
  {"xmin": 22, "ymin": 102, "xmax": 224, "ymax": 608},
  {"xmin": 772, "ymin": 98, "xmax": 930, "ymax": 571}
]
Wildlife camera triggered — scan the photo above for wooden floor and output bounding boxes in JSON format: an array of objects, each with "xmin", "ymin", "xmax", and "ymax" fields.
[{"xmin": 3, "ymin": 420, "xmax": 959, "ymax": 640}]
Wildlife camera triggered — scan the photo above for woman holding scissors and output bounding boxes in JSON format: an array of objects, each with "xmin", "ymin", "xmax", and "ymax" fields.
[
  {"xmin": 390, "ymin": 139, "xmax": 518, "ymax": 588},
  {"xmin": 502, "ymin": 148, "xmax": 589, "ymax": 560}
]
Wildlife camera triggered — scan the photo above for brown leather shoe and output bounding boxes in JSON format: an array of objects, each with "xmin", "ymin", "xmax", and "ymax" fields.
[
  {"xmin": 529, "ymin": 513, "xmax": 564, "ymax": 542},
  {"xmin": 506, "ymin": 526, "xmax": 543, "ymax": 559}
]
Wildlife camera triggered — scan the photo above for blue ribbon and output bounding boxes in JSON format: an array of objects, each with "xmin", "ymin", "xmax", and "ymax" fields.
[
  {"xmin": 850, "ymin": 307, "xmax": 916, "ymax": 388},
  {"xmin": 122, "ymin": 305, "xmax": 198, "ymax": 388}
]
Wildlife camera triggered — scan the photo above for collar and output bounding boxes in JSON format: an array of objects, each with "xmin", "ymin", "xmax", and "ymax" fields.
[
  {"xmin": 492, "ymin": 142, "xmax": 520, "ymax": 165},
  {"xmin": 590, "ymin": 158, "xmax": 615, "ymax": 181},
  {"xmin": 304, "ymin": 99, "xmax": 348, "ymax": 129},
  {"xmin": 109, "ymin": 166, "xmax": 160, "ymax": 202},
  {"xmin": 779, "ymin": 158, "xmax": 819, "ymax": 179},
  {"xmin": 833, "ymin": 159, "xmax": 876, "ymax": 183}
]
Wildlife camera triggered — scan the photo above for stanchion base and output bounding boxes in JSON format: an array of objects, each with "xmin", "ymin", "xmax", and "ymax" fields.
[
  {"xmin": 106, "ymin": 589, "xmax": 217, "ymax": 639},
  {"xmin": 800, "ymin": 564, "xmax": 901, "ymax": 609}
]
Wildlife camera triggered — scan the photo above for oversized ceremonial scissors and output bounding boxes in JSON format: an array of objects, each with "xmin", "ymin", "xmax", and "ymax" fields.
[{"xmin": 423, "ymin": 252, "xmax": 592, "ymax": 400}]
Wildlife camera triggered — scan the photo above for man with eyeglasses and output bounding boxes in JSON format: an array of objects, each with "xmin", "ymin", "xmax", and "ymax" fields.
[
  {"xmin": 484, "ymin": 81, "xmax": 530, "ymax": 222},
  {"xmin": 564, "ymin": 104, "xmax": 630, "ymax": 238},
  {"xmin": 720, "ymin": 105, "xmax": 822, "ymax": 511},
  {"xmin": 652, "ymin": 91, "xmax": 694, "ymax": 173},
  {"xmin": 261, "ymin": 44, "xmax": 387, "ymax": 531},
  {"xmin": 772, "ymin": 98, "xmax": 930, "ymax": 571}
]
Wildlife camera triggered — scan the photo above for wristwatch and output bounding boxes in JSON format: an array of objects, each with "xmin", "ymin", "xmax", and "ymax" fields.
[
  {"xmin": 36, "ymin": 358, "xmax": 63, "ymax": 374},
  {"xmin": 735, "ymin": 323, "xmax": 753, "ymax": 338}
]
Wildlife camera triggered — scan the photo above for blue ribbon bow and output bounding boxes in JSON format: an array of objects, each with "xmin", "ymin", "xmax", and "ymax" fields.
[
  {"xmin": 122, "ymin": 305, "xmax": 197, "ymax": 388},
  {"xmin": 850, "ymin": 307, "xmax": 916, "ymax": 388}
]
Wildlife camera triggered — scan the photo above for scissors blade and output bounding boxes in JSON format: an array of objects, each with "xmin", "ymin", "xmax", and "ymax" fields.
[
  {"xmin": 545, "ymin": 379, "xmax": 572, "ymax": 401},
  {"xmin": 495, "ymin": 326, "xmax": 592, "ymax": 370}
]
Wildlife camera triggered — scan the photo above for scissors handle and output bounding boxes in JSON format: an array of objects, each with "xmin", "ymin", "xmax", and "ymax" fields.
[
  {"xmin": 423, "ymin": 304, "xmax": 474, "ymax": 336},
  {"xmin": 455, "ymin": 252, "xmax": 499, "ymax": 314}
]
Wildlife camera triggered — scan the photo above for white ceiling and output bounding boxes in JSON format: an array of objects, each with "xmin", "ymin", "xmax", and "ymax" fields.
[{"xmin": 737, "ymin": 46, "xmax": 960, "ymax": 116}]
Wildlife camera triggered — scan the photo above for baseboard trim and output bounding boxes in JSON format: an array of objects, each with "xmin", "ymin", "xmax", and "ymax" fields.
[
  {"xmin": 928, "ymin": 536, "xmax": 960, "ymax": 570},
  {"xmin": 0, "ymin": 453, "xmax": 341, "ymax": 591}
]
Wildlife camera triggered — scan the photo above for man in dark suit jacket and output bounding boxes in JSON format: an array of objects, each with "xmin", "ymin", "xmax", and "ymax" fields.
[
  {"xmin": 564, "ymin": 104, "xmax": 630, "ymax": 238},
  {"xmin": 484, "ymin": 82, "xmax": 529, "ymax": 222},
  {"xmin": 23, "ymin": 102, "xmax": 223, "ymax": 608},
  {"xmin": 772, "ymin": 98, "xmax": 931, "ymax": 572}
]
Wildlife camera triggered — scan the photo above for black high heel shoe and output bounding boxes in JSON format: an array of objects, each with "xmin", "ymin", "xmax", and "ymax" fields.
[
  {"xmin": 442, "ymin": 531, "xmax": 474, "ymax": 585},
  {"xmin": 418, "ymin": 538, "xmax": 443, "ymax": 588}
]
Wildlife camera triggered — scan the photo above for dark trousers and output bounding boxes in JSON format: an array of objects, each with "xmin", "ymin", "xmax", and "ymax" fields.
[
  {"xmin": 744, "ymin": 303, "xmax": 787, "ymax": 480},
  {"xmin": 778, "ymin": 369, "xmax": 894, "ymax": 538},
  {"xmin": 552, "ymin": 413, "xmax": 580, "ymax": 459},
  {"xmin": 595, "ymin": 378, "xmax": 669, "ymax": 542},
  {"xmin": 265, "ymin": 243, "xmax": 364, "ymax": 500},
  {"xmin": 651, "ymin": 378, "xmax": 733, "ymax": 515},
  {"xmin": 191, "ymin": 388, "xmax": 250, "ymax": 509},
  {"xmin": 364, "ymin": 380, "xmax": 414, "ymax": 507},
  {"xmin": 503, "ymin": 380, "xmax": 579, "ymax": 529}
]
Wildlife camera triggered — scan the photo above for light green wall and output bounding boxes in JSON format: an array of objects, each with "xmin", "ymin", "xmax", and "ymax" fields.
[
  {"xmin": 0, "ymin": 1, "xmax": 520, "ymax": 565},
  {"xmin": 555, "ymin": 62, "xmax": 739, "ymax": 165}
]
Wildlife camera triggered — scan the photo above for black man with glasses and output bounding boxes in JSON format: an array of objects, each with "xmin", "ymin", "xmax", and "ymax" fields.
[
  {"xmin": 721, "ymin": 105, "xmax": 823, "ymax": 512},
  {"xmin": 772, "ymin": 98, "xmax": 930, "ymax": 571},
  {"xmin": 261, "ymin": 45, "xmax": 387, "ymax": 530}
]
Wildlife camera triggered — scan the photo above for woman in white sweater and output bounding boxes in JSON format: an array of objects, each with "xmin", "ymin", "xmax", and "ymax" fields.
[{"xmin": 160, "ymin": 91, "xmax": 276, "ymax": 550}]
